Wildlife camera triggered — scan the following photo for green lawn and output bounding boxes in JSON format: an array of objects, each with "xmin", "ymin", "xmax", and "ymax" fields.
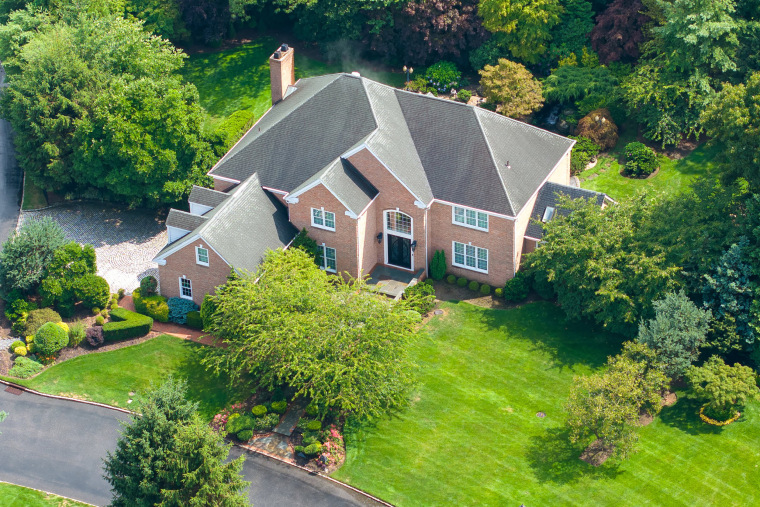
[
  {"xmin": 0, "ymin": 482, "xmax": 88, "ymax": 506},
  {"xmin": 333, "ymin": 301, "xmax": 760, "ymax": 506},
  {"xmin": 580, "ymin": 142, "xmax": 719, "ymax": 201},
  {"xmin": 4, "ymin": 335, "xmax": 246, "ymax": 419},
  {"xmin": 21, "ymin": 176, "xmax": 48, "ymax": 210},
  {"xmin": 183, "ymin": 35, "xmax": 406, "ymax": 130}
]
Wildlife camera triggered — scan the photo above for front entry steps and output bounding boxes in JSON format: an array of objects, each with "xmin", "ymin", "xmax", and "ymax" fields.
[{"xmin": 367, "ymin": 265, "xmax": 425, "ymax": 299}]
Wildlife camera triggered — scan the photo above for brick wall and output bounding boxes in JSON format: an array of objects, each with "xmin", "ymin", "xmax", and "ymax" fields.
[
  {"xmin": 427, "ymin": 201, "xmax": 514, "ymax": 287},
  {"xmin": 347, "ymin": 149, "xmax": 427, "ymax": 274},
  {"xmin": 289, "ymin": 183, "xmax": 360, "ymax": 278},
  {"xmin": 159, "ymin": 239, "xmax": 231, "ymax": 306}
]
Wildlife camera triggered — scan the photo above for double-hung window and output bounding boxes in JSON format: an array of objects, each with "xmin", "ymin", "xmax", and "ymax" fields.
[
  {"xmin": 311, "ymin": 207, "xmax": 336, "ymax": 231},
  {"xmin": 179, "ymin": 277, "xmax": 193, "ymax": 300},
  {"xmin": 452, "ymin": 241, "xmax": 488, "ymax": 273},
  {"xmin": 195, "ymin": 246, "xmax": 209, "ymax": 266},
  {"xmin": 453, "ymin": 206, "xmax": 488, "ymax": 231},
  {"xmin": 321, "ymin": 245, "xmax": 337, "ymax": 273}
]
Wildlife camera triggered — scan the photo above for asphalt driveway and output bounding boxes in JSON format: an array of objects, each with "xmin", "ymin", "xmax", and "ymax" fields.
[
  {"xmin": 0, "ymin": 387, "xmax": 376, "ymax": 506},
  {"xmin": 0, "ymin": 63, "xmax": 22, "ymax": 248}
]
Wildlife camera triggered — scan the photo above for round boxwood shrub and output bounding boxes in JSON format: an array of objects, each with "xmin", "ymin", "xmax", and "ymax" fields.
[
  {"xmin": 457, "ymin": 89, "xmax": 472, "ymax": 102},
  {"xmin": 305, "ymin": 403, "xmax": 319, "ymax": 417},
  {"xmin": 14, "ymin": 345, "xmax": 27, "ymax": 356},
  {"xmin": 139, "ymin": 275, "xmax": 158, "ymax": 296},
  {"xmin": 468, "ymin": 280, "xmax": 480, "ymax": 292},
  {"xmin": 623, "ymin": 142, "xmax": 658, "ymax": 177},
  {"xmin": 446, "ymin": 274, "xmax": 457, "ymax": 284},
  {"xmin": 237, "ymin": 429, "xmax": 253, "ymax": 442},
  {"xmin": 494, "ymin": 287, "xmax": 504, "ymax": 298},
  {"xmin": 35, "ymin": 322, "xmax": 69, "ymax": 356},
  {"xmin": 56, "ymin": 322, "xmax": 69, "ymax": 334},
  {"xmin": 480, "ymin": 284, "xmax": 491, "ymax": 295},
  {"xmin": 504, "ymin": 271, "xmax": 530, "ymax": 302},
  {"xmin": 298, "ymin": 443, "xmax": 323, "ymax": 456},
  {"xmin": 95, "ymin": 315, "xmax": 105, "ymax": 326},
  {"xmin": 74, "ymin": 274, "xmax": 110, "ymax": 309},
  {"xmin": 251, "ymin": 405, "xmax": 268, "ymax": 417},
  {"xmin": 270, "ymin": 400, "xmax": 288, "ymax": 414},
  {"xmin": 456, "ymin": 277, "xmax": 468, "ymax": 287},
  {"xmin": 186, "ymin": 311, "xmax": 203, "ymax": 330},
  {"xmin": 254, "ymin": 413, "xmax": 280, "ymax": 431},
  {"xmin": 226, "ymin": 414, "xmax": 253, "ymax": 435},
  {"xmin": 24, "ymin": 308, "xmax": 62, "ymax": 336},
  {"xmin": 305, "ymin": 420, "xmax": 322, "ymax": 431},
  {"xmin": 10, "ymin": 340, "xmax": 25, "ymax": 351}
]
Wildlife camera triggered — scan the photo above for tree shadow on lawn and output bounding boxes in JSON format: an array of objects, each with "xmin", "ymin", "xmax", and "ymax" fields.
[
  {"xmin": 525, "ymin": 427, "xmax": 623, "ymax": 485},
  {"xmin": 657, "ymin": 396, "xmax": 725, "ymax": 436}
]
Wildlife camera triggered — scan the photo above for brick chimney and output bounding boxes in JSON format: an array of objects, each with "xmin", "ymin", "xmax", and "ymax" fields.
[{"xmin": 269, "ymin": 43, "xmax": 295, "ymax": 105}]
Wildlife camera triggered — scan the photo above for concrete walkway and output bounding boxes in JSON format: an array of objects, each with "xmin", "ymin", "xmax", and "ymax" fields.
[
  {"xmin": 0, "ymin": 63, "xmax": 22, "ymax": 248},
  {"xmin": 0, "ymin": 386, "xmax": 377, "ymax": 506}
]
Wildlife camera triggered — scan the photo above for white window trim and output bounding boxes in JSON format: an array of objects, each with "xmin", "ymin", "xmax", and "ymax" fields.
[
  {"xmin": 452, "ymin": 205, "xmax": 489, "ymax": 232},
  {"xmin": 451, "ymin": 241, "xmax": 489, "ymax": 274},
  {"xmin": 195, "ymin": 246, "xmax": 209, "ymax": 266},
  {"xmin": 179, "ymin": 277, "xmax": 193, "ymax": 300},
  {"xmin": 320, "ymin": 244, "xmax": 337, "ymax": 273},
  {"xmin": 311, "ymin": 207, "xmax": 336, "ymax": 231}
]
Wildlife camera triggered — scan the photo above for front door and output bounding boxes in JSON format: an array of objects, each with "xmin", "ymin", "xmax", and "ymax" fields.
[{"xmin": 387, "ymin": 234, "xmax": 412, "ymax": 269}]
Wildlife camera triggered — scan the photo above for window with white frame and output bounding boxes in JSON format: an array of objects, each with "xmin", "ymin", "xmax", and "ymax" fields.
[
  {"xmin": 453, "ymin": 206, "xmax": 488, "ymax": 231},
  {"xmin": 195, "ymin": 246, "xmax": 209, "ymax": 266},
  {"xmin": 320, "ymin": 245, "xmax": 337, "ymax": 273},
  {"xmin": 452, "ymin": 241, "xmax": 488, "ymax": 273},
  {"xmin": 179, "ymin": 277, "xmax": 193, "ymax": 299},
  {"xmin": 385, "ymin": 211, "xmax": 412, "ymax": 236},
  {"xmin": 311, "ymin": 208, "xmax": 336, "ymax": 231}
]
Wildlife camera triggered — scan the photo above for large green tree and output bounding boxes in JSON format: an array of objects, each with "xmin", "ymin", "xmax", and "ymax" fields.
[
  {"xmin": 478, "ymin": 0, "xmax": 563, "ymax": 62},
  {"xmin": 0, "ymin": 14, "xmax": 212, "ymax": 206},
  {"xmin": 103, "ymin": 378, "xmax": 249, "ymax": 507},
  {"xmin": 202, "ymin": 248, "xmax": 420, "ymax": 421}
]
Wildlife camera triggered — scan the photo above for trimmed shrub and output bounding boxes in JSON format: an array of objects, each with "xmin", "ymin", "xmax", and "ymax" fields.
[
  {"xmin": 254, "ymin": 413, "xmax": 280, "ymax": 431},
  {"xmin": 92, "ymin": 308, "xmax": 101, "ymax": 315},
  {"xmin": 26, "ymin": 335, "xmax": 33, "ymax": 343},
  {"xmin": 100, "ymin": 309, "xmax": 109, "ymax": 317},
  {"xmin": 102, "ymin": 308, "xmax": 153, "ymax": 342},
  {"xmin": 226, "ymin": 414, "xmax": 253, "ymax": 435},
  {"xmin": 236, "ymin": 429, "xmax": 253, "ymax": 442},
  {"xmin": 26, "ymin": 342, "xmax": 35, "ymax": 353},
  {"xmin": 117, "ymin": 288, "xmax": 125, "ymax": 299},
  {"xmin": 480, "ymin": 284, "xmax": 491, "ymax": 295},
  {"xmin": 139, "ymin": 275, "xmax": 158, "ymax": 296},
  {"xmin": 575, "ymin": 108, "xmax": 618, "ymax": 150},
  {"xmin": 186, "ymin": 311, "xmax": 203, "ymax": 330},
  {"xmin": 10, "ymin": 340, "xmax": 25, "ymax": 351},
  {"xmin": 8, "ymin": 356, "xmax": 43, "ymax": 378},
  {"xmin": 95, "ymin": 315, "xmax": 105, "ymax": 326},
  {"xmin": 14, "ymin": 345, "xmax": 27, "ymax": 356},
  {"xmin": 504, "ymin": 271, "xmax": 530, "ymax": 302},
  {"xmin": 24, "ymin": 308, "xmax": 62, "ymax": 336},
  {"xmin": 404, "ymin": 282, "xmax": 436, "ymax": 315},
  {"xmin": 110, "ymin": 301, "xmax": 118, "ymax": 311},
  {"xmin": 424, "ymin": 61, "xmax": 462, "ymax": 93},
  {"xmin": 468, "ymin": 280, "xmax": 480, "ymax": 292},
  {"xmin": 429, "ymin": 250, "xmax": 447, "ymax": 281},
  {"xmin": 73, "ymin": 274, "xmax": 110, "ymax": 309},
  {"xmin": 270, "ymin": 400, "xmax": 288, "ymax": 414},
  {"xmin": 56, "ymin": 322, "xmax": 69, "ymax": 334},
  {"xmin": 494, "ymin": 287, "xmax": 504, "ymax": 298},
  {"xmin": 569, "ymin": 136, "xmax": 601, "ymax": 175},
  {"xmin": 446, "ymin": 274, "xmax": 457, "ymax": 284},
  {"xmin": 457, "ymin": 277, "xmax": 468, "ymax": 287},
  {"xmin": 35, "ymin": 322, "xmax": 69, "ymax": 356},
  {"xmin": 200, "ymin": 294, "xmax": 217, "ymax": 327},
  {"xmin": 305, "ymin": 420, "xmax": 322, "ymax": 431},
  {"xmin": 457, "ymin": 89, "xmax": 472, "ymax": 103},
  {"xmin": 623, "ymin": 142, "xmax": 658, "ymax": 177},
  {"xmin": 305, "ymin": 404, "xmax": 319, "ymax": 417},
  {"xmin": 251, "ymin": 405, "xmax": 268, "ymax": 417},
  {"xmin": 68, "ymin": 321, "xmax": 86, "ymax": 347},
  {"xmin": 86, "ymin": 326, "xmax": 104, "ymax": 347},
  {"xmin": 301, "ymin": 435, "xmax": 320, "ymax": 446},
  {"xmin": 132, "ymin": 288, "xmax": 169, "ymax": 323},
  {"xmin": 167, "ymin": 297, "xmax": 199, "ymax": 325},
  {"xmin": 295, "ymin": 443, "xmax": 322, "ymax": 456}
]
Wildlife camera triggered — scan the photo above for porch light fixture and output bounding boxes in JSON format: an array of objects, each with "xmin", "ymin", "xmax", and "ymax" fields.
[
  {"xmin": 377, "ymin": 233, "xmax": 383, "ymax": 244},
  {"xmin": 411, "ymin": 240, "xmax": 417, "ymax": 252}
]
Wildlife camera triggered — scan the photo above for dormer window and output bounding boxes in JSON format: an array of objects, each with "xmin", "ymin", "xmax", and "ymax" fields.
[
  {"xmin": 542, "ymin": 206, "xmax": 556, "ymax": 223},
  {"xmin": 196, "ymin": 246, "xmax": 209, "ymax": 266},
  {"xmin": 311, "ymin": 207, "xmax": 336, "ymax": 231},
  {"xmin": 453, "ymin": 206, "xmax": 488, "ymax": 231}
]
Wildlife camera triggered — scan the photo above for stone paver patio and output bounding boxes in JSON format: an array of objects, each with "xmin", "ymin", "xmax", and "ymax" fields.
[{"xmin": 19, "ymin": 203, "xmax": 167, "ymax": 293}]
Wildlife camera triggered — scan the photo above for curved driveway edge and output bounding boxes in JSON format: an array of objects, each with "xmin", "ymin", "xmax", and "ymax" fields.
[{"xmin": 0, "ymin": 386, "xmax": 382, "ymax": 506}]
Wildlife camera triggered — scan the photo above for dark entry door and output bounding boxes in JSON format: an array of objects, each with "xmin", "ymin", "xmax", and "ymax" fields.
[{"xmin": 387, "ymin": 234, "xmax": 412, "ymax": 269}]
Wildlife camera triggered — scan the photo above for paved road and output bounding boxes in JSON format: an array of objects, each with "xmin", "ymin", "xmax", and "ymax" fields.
[
  {"xmin": 0, "ymin": 63, "xmax": 23, "ymax": 247},
  {"xmin": 0, "ymin": 388, "xmax": 377, "ymax": 506}
]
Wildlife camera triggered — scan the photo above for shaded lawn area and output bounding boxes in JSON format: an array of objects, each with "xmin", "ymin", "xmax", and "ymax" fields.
[
  {"xmin": 183, "ymin": 35, "xmax": 406, "ymax": 130},
  {"xmin": 21, "ymin": 176, "xmax": 47, "ymax": 210},
  {"xmin": 0, "ymin": 482, "xmax": 88, "ymax": 506},
  {"xmin": 580, "ymin": 142, "xmax": 719, "ymax": 201},
  {"xmin": 4, "ymin": 335, "xmax": 246, "ymax": 420},
  {"xmin": 333, "ymin": 302, "xmax": 760, "ymax": 506}
]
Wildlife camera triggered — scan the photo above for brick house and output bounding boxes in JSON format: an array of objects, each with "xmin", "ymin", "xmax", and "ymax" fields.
[{"xmin": 153, "ymin": 44, "xmax": 605, "ymax": 305}]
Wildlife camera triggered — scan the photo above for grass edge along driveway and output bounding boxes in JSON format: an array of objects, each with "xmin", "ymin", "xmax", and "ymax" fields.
[
  {"xmin": 333, "ymin": 301, "xmax": 760, "ymax": 506},
  {"xmin": 0, "ymin": 481, "xmax": 90, "ymax": 507}
]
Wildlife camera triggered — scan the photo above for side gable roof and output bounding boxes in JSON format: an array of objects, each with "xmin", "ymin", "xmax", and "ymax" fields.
[
  {"xmin": 188, "ymin": 185, "xmax": 229, "ymax": 209},
  {"xmin": 525, "ymin": 183, "xmax": 607, "ymax": 240},
  {"xmin": 166, "ymin": 209, "xmax": 207, "ymax": 232},
  {"xmin": 154, "ymin": 175, "xmax": 298, "ymax": 272}
]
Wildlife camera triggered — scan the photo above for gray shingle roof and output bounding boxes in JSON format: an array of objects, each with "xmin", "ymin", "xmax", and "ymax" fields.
[
  {"xmin": 166, "ymin": 209, "xmax": 207, "ymax": 232},
  {"xmin": 209, "ymin": 73, "xmax": 575, "ymax": 217},
  {"xmin": 188, "ymin": 186, "xmax": 229, "ymax": 210},
  {"xmin": 525, "ymin": 183, "xmax": 607, "ymax": 240},
  {"xmin": 155, "ymin": 174, "xmax": 298, "ymax": 272}
]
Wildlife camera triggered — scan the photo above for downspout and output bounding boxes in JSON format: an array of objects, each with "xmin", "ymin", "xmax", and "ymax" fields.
[{"xmin": 424, "ymin": 206, "xmax": 429, "ymax": 279}]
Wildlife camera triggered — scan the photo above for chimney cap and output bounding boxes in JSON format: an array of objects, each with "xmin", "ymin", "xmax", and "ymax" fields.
[
  {"xmin": 273, "ymin": 50, "xmax": 282, "ymax": 59},
  {"xmin": 280, "ymin": 43, "xmax": 289, "ymax": 51}
]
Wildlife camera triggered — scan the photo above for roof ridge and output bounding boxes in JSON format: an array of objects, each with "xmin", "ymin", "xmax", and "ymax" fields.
[{"xmin": 473, "ymin": 108, "xmax": 515, "ymax": 216}]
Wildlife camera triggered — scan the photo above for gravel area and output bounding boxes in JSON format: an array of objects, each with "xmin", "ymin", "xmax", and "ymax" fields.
[{"xmin": 19, "ymin": 203, "xmax": 167, "ymax": 294}]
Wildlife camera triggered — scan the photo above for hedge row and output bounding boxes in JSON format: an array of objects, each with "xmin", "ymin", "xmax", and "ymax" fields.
[{"xmin": 102, "ymin": 308, "xmax": 153, "ymax": 342}]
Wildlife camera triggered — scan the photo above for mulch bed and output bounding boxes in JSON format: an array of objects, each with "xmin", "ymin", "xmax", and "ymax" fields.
[
  {"xmin": 431, "ymin": 280, "xmax": 543, "ymax": 310},
  {"xmin": 580, "ymin": 439, "xmax": 613, "ymax": 467}
]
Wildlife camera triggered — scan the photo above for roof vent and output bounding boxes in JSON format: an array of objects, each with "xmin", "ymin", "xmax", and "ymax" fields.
[
  {"xmin": 273, "ymin": 50, "xmax": 282, "ymax": 59},
  {"xmin": 506, "ymin": 160, "xmax": 511, "ymax": 170},
  {"xmin": 280, "ymin": 43, "xmax": 289, "ymax": 51}
]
